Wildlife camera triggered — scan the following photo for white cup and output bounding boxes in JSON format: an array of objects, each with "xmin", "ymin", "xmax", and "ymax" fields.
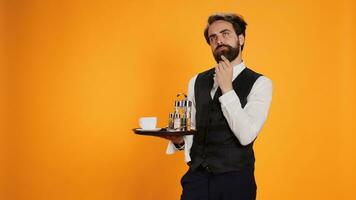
[{"xmin": 139, "ymin": 117, "xmax": 157, "ymax": 130}]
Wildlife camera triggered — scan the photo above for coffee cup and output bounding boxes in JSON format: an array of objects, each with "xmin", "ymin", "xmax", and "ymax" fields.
[{"xmin": 139, "ymin": 117, "xmax": 157, "ymax": 130}]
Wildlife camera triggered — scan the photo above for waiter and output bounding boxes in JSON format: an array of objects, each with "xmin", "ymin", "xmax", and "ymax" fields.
[{"xmin": 165, "ymin": 12, "xmax": 273, "ymax": 200}]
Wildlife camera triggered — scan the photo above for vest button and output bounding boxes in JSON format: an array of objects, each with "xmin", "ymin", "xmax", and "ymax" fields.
[{"xmin": 205, "ymin": 166, "xmax": 211, "ymax": 172}]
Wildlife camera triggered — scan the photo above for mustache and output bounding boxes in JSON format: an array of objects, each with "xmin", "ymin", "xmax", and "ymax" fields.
[{"xmin": 215, "ymin": 44, "xmax": 232, "ymax": 51}]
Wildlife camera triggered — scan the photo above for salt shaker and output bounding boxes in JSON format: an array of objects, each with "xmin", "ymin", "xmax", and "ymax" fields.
[{"xmin": 168, "ymin": 93, "xmax": 193, "ymax": 131}]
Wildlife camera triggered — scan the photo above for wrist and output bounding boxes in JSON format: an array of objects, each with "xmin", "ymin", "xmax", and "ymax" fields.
[
  {"xmin": 173, "ymin": 141, "xmax": 185, "ymax": 150},
  {"xmin": 222, "ymin": 87, "xmax": 233, "ymax": 94}
]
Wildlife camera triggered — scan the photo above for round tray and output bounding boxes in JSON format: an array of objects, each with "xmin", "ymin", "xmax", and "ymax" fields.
[{"xmin": 133, "ymin": 128, "xmax": 196, "ymax": 136}]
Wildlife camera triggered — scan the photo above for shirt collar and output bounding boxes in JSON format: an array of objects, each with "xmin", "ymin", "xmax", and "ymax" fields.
[{"xmin": 232, "ymin": 61, "xmax": 246, "ymax": 80}]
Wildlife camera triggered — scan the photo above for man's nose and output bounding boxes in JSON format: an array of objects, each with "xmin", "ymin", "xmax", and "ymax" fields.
[{"xmin": 216, "ymin": 35, "xmax": 224, "ymax": 45}]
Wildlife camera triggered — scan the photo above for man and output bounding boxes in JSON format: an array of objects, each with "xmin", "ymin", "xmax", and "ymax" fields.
[{"xmin": 165, "ymin": 13, "xmax": 272, "ymax": 200}]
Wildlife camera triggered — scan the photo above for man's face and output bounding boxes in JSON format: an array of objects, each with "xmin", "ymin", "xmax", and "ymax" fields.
[{"xmin": 207, "ymin": 20, "xmax": 241, "ymax": 63}]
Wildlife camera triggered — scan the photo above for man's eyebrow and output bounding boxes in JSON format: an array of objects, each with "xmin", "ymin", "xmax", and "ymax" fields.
[
  {"xmin": 219, "ymin": 29, "xmax": 231, "ymax": 33},
  {"xmin": 208, "ymin": 33, "xmax": 217, "ymax": 38},
  {"xmin": 209, "ymin": 29, "xmax": 232, "ymax": 37}
]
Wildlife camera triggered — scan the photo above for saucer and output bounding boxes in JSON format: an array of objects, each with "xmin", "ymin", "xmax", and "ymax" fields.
[{"xmin": 136, "ymin": 128, "xmax": 162, "ymax": 132}]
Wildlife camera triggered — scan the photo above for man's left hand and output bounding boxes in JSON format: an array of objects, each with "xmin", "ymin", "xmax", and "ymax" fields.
[{"xmin": 215, "ymin": 55, "xmax": 233, "ymax": 94}]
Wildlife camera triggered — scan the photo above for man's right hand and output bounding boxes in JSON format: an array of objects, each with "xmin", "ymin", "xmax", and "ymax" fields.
[{"xmin": 159, "ymin": 135, "xmax": 184, "ymax": 145}]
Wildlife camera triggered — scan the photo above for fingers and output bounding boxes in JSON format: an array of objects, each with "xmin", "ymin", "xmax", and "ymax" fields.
[
  {"xmin": 220, "ymin": 55, "xmax": 231, "ymax": 69},
  {"xmin": 215, "ymin": 62, "xmax": 225, "ymax": 76},
  {"xmin": 219, "ymin": 61, "xmax": 228, "ymax": 70},
  {"xmin": 215, "ymin": 64, "xmax": 220, "ymax": 74},
  {"xmin": 218, "ymin": 61, "xmax": 224, "ymax": 70},
  {"xmin": 215, "ymin": 55, "xmax": 231, "ymax": 74},
  {"xmin": 221, "ymin": 55, "xmax": 229, "ymax": 63}
]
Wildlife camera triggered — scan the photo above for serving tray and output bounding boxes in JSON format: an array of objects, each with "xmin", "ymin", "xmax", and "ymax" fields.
[{"xmin": 133, "ymin": 128, "xmax": 196, "ymax": 136}]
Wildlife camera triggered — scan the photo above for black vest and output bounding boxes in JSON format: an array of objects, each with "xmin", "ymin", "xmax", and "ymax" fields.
[{"xmin": 188, "ymin": 67, "xmax": 262, "ymax": 174}]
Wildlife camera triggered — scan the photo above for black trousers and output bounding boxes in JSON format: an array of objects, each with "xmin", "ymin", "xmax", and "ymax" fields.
[{"xmin": 180, "ymin": 166, "xmax": 257, "ymax": 200}]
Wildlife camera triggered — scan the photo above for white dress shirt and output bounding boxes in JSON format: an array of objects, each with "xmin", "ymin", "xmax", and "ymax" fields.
[{"xmin": 166, "ymin": 61, "xmax": 273, "ymax": 162}]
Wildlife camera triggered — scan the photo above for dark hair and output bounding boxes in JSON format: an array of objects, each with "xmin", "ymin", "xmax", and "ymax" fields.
[{"xmin": 204, "ymin": 13, "xmax": 247, "ymax": 50}]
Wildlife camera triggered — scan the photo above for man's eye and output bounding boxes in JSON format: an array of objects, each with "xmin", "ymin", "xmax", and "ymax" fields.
[
  {"xmin": 223, "ymin": 32, "xmax": 229, "ymax": 37},
  {"xmin": 209, "ymin": 36, "xmax": 216, "ymax": 42}
]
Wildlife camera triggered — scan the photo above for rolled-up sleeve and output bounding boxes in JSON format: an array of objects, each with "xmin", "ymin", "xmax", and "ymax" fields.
[{"xmin": 219, "ymin": 76, "xmax": 273, "ymax": 146}]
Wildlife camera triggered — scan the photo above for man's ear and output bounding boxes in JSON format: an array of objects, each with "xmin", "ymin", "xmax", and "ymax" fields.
[{"xmin": 238, "ymin": 34, "xmax": 245, "ymax": 46}]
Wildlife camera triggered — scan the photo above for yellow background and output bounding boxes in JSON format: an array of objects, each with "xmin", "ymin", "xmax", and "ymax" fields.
[{"xmin": 1, "ymin": 0, "xmax": 356, "ymax": 199}]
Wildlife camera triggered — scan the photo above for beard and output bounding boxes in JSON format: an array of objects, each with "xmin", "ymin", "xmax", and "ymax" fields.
[{"xmin": 213, "ymin": 43, "xmax": 240, "ymax": 63}]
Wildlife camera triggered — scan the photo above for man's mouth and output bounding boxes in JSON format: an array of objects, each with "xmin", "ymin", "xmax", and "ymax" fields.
[{"xmin": 216, "ymin": 45, "xmax": 229, "ymax": 51}]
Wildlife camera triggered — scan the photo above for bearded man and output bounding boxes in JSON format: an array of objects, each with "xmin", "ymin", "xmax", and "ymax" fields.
[{"xmin": 165, "ymin": 13, "xmax": 273, "ymax": 200}]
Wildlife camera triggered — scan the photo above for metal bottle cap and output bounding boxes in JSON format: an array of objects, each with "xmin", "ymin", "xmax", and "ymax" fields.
[
  {"xmin": 188, "ymin": 101, "xmax": 192, "ymax": 107},
  {"xmin": 175, "ymin": 100, "xmax": 183, "ymax": 107},
  {"xmin": 181, "ymin": 100, "xmax": 187, "ymax": 107}
]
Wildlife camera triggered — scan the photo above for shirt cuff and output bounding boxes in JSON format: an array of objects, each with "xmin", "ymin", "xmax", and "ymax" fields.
[
  {"xmin": 166, "ymin": 141, "xmax": 178, "ymax": 154},
  {"xmin": 218, "ymin": 90, "xmax": 241, "ymax": 107}
]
